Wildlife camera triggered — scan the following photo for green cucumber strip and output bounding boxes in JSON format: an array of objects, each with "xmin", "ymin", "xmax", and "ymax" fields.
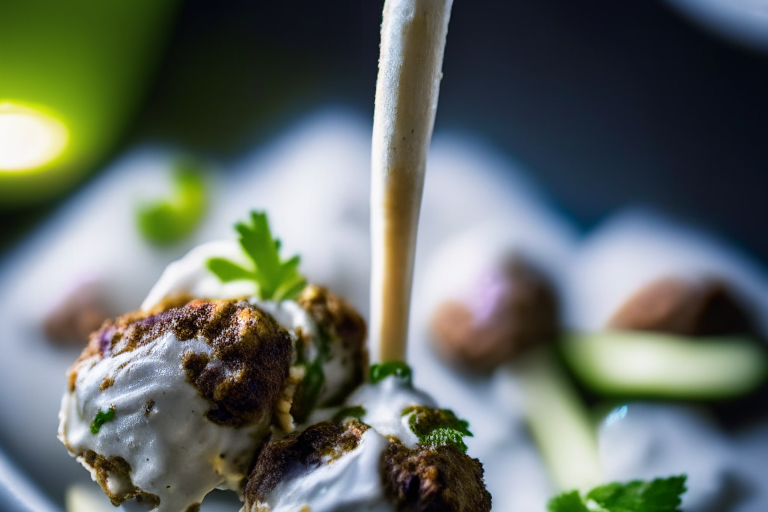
[
  {"xmin": 508, "ymin": 347, "xmax": 603, "ymax": 491},
  {"xmin": 560, "ymin": 331, "xmax": 768, "ymax": 399}
]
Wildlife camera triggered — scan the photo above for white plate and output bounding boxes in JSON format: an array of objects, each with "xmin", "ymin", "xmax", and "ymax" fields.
[{"xmin": 6, "ymin": 109, "xmax": 760, "ymax": 512}]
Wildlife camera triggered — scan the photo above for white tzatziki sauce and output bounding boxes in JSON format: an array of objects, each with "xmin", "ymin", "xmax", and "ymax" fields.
[
  {"xmin": 255, "ymin": 428, "xmax": 394, "ymax": 512},
  {"xmin": 254, "ymin": 375, "xmax": 437, "ymax": 512},
  {"xmin": 141, "ymin": 241, "xmax": 354, "ymax": 411},
  {"xmin": 346, "ymin": 375, "xmax": 435, "ymax": 448},
  {"xmin": 58, "ymin": 332, "xmax": 267, "ymax": 512},
  {"xmin": 141, "ymin": 240, "xmax": 254, "ymax": 311}
]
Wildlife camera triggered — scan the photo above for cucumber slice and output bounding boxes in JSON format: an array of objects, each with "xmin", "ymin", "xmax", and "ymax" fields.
[
  {"xmin": 560, "ymin": 331, "xmax": 768, "ymax": 399},
  {"xmin": 507, "ymin": 347, "xmax": 602, "ymax": 491}
]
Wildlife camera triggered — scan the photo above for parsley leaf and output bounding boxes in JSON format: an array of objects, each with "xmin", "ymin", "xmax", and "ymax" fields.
[
  {"xmin": 547, "ymin": 475, "xmax": 687, "ymax": 512},
  {"xmin": 369, "ymin": 362, "xmax": 412, "ymax": 385},
  {"xmin": 547, "ymin": 491, "xmax": 590, "ymax": 512},
  {"xmin": 206, "ymin": 211, "xmax": 306, "ymax": 301},
  {"xmin": 206, "ymin": 258, "xmax": 253, "ymax": 282},
  {"xmin": 136, "ymin": 159, "xmax": 207, "ymax": 245},
  {"xmin": 90, "ymin": 406, "xmax": 116, "ymax": 434},
  {"xmin": 402, "ymin": 406, "xmax": 473, "ymax": 453}
]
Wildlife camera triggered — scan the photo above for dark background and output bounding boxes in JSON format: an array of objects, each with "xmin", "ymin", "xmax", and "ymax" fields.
[{"xmin": 3, "ymin": 0, "xmax": 768, "ymax": 261}]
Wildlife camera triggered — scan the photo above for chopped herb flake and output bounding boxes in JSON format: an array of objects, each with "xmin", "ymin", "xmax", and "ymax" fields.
[
  {"xmin": 369, "ymin": 362, "xmax": 412, "ymax": 385},
  {"xmin": 206, "ymin": 211, "xmax": 306, "ymax": 301},
  {"xmin": 402, "ymin": 406, "xmax": 473, "ymax": 452},
  {"xmin": 548, "ymin": 475, "xmax": 687, "ymax": 512},
  {"xmin": 333, "ymin": 405, "xmax": 366, "ymax": 422},
  {"xmin": 90, "ymin": 406, "xmax": 116, "ymax": 434}
]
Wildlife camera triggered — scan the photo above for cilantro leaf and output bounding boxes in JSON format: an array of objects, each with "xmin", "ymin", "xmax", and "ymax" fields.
[
  {"xmin": 206, "ymin": 211, "xmax": 306, "ymax": 301},
  {"xmin": 90, "ymin": 406, "xmax": 116, "ymax": 434},
  {"xmin": 136, "ymin": 159, "xmax": 207, "ymax": 245},
  {"xmin": 402, "ymin": 406, "xmax": 473, "ymax": 452},
  {"xmin": 548, "ymin": 475, "xmax": 687, "ymax": 512}
]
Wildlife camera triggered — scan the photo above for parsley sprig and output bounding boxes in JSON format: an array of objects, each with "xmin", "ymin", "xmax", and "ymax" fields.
[
  {"xmin": 206, "ymin": 211, "xmax": 306, "ymax": 301},
  {"xmin": 548, "ymin": 475, "xmax": 687, "ymax": 512}
]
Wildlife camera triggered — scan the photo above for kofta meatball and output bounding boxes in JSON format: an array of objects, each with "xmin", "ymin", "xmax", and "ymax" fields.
[
  {"xmin": 138, "ymin": 240, "xmax": 369, "ymax": 428},
  {"xmin": 607, "ymin": 276, "xmax": 757, "ymax": 337},
  {"xmin": 382, "ymin": 438, "xmax": 491, "ymax": 512},
  {"xmin": 244, "ymin": 420, "xmax": 383, "ymax": 511},
  {"xmin": 245, "ymin": 419, "xmax": 490, "ymax": 512},
  {"xmin": 44, "ymin": 280, "xmax": 110, "ymax": 346},
  {"xmin": 431, "ymin": 257, "xmax": 559, "ymax": 372},
  {"xmin": 59, "ymin": 299, "xmax": 292, "ymax": 511},
  {"xmin": 243, "ymin": 373, "xmax": 491, "ymax": 512}
]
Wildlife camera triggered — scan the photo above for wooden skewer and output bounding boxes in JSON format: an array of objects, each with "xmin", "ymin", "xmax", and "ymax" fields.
[{"xmin": 370, "ymin": 0, "xmax": 454, "ymax": 363}]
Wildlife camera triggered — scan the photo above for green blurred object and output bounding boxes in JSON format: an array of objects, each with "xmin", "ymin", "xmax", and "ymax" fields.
[
  {"xmin": 136, "ymin": 159, "xmax": 208, "ymax": 245},
  {"xmin": 510, "ymin": 346, "xmax": 603, "ymax": 491},
  {"xmin": 0, "ymin": 0, "xmax": 180, "ymax": 207},
  {"xmin": 560, "ymin": 331, "xmax": 768, "ymax": 399}
]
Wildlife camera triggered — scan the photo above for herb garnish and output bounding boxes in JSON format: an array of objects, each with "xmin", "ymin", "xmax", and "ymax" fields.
[
  {"xmin": 402, "ymin": 406, "xmax": 473, "ymax": 453},
  {"xmin": 136, "ymin": 159, "xmax": 207, "ymax": 245},
  {"xmin": 333, "ymin": 405, "xmax": 366, "ymax": 422},
  {"xmin": 206, "ymin": 211, "xmax": 306, "ymax": 301},
  {"xmin": 548, "ymin": 475, "xmax": 687, "ymax": 512},
  {"xmin": 369, "ymin": 362, "xmax": 412, "ymax": 385},
  {"xmin": 90, "ymin": 406, "xmax": 116, "ymax": 434}
]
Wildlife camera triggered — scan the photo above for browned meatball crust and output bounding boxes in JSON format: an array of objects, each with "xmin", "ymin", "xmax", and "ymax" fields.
[
  {"xmin": 244, "ymin": 420, "xmax": 491, "ymax": 512},
  {"xmin": 297, "ymin": 284, "xmax": 368, "ymax": 393},
  {"xmin": 287, "ymin": 285, "xmax": 369, "ymax": 423},
  {"xmin": 382, "ymin": 438, "xmax": 492, "ymax": 512},
  {"xmin": 607, "ymin": 277, "xmax": 757, "ymax": 337},
  {"xmin": 245, "ymin": 420, "xmax": 370, "ymax": 506},
  {"xmin": 431, "ymin": 257, "xmax": 559, "ymax": 372},
  {"xmin": 69, "ymin": 299, "xmax": 292, "ymax": 428},
  {"xmin": 79, "ymin": 450, "xmax": 161, "ymax": 508}
]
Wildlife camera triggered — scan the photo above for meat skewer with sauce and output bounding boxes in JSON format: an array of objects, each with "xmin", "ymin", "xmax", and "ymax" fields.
[{"xmin": 58, "ymin": 0, "xmax": 493, "ymax": 510}]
